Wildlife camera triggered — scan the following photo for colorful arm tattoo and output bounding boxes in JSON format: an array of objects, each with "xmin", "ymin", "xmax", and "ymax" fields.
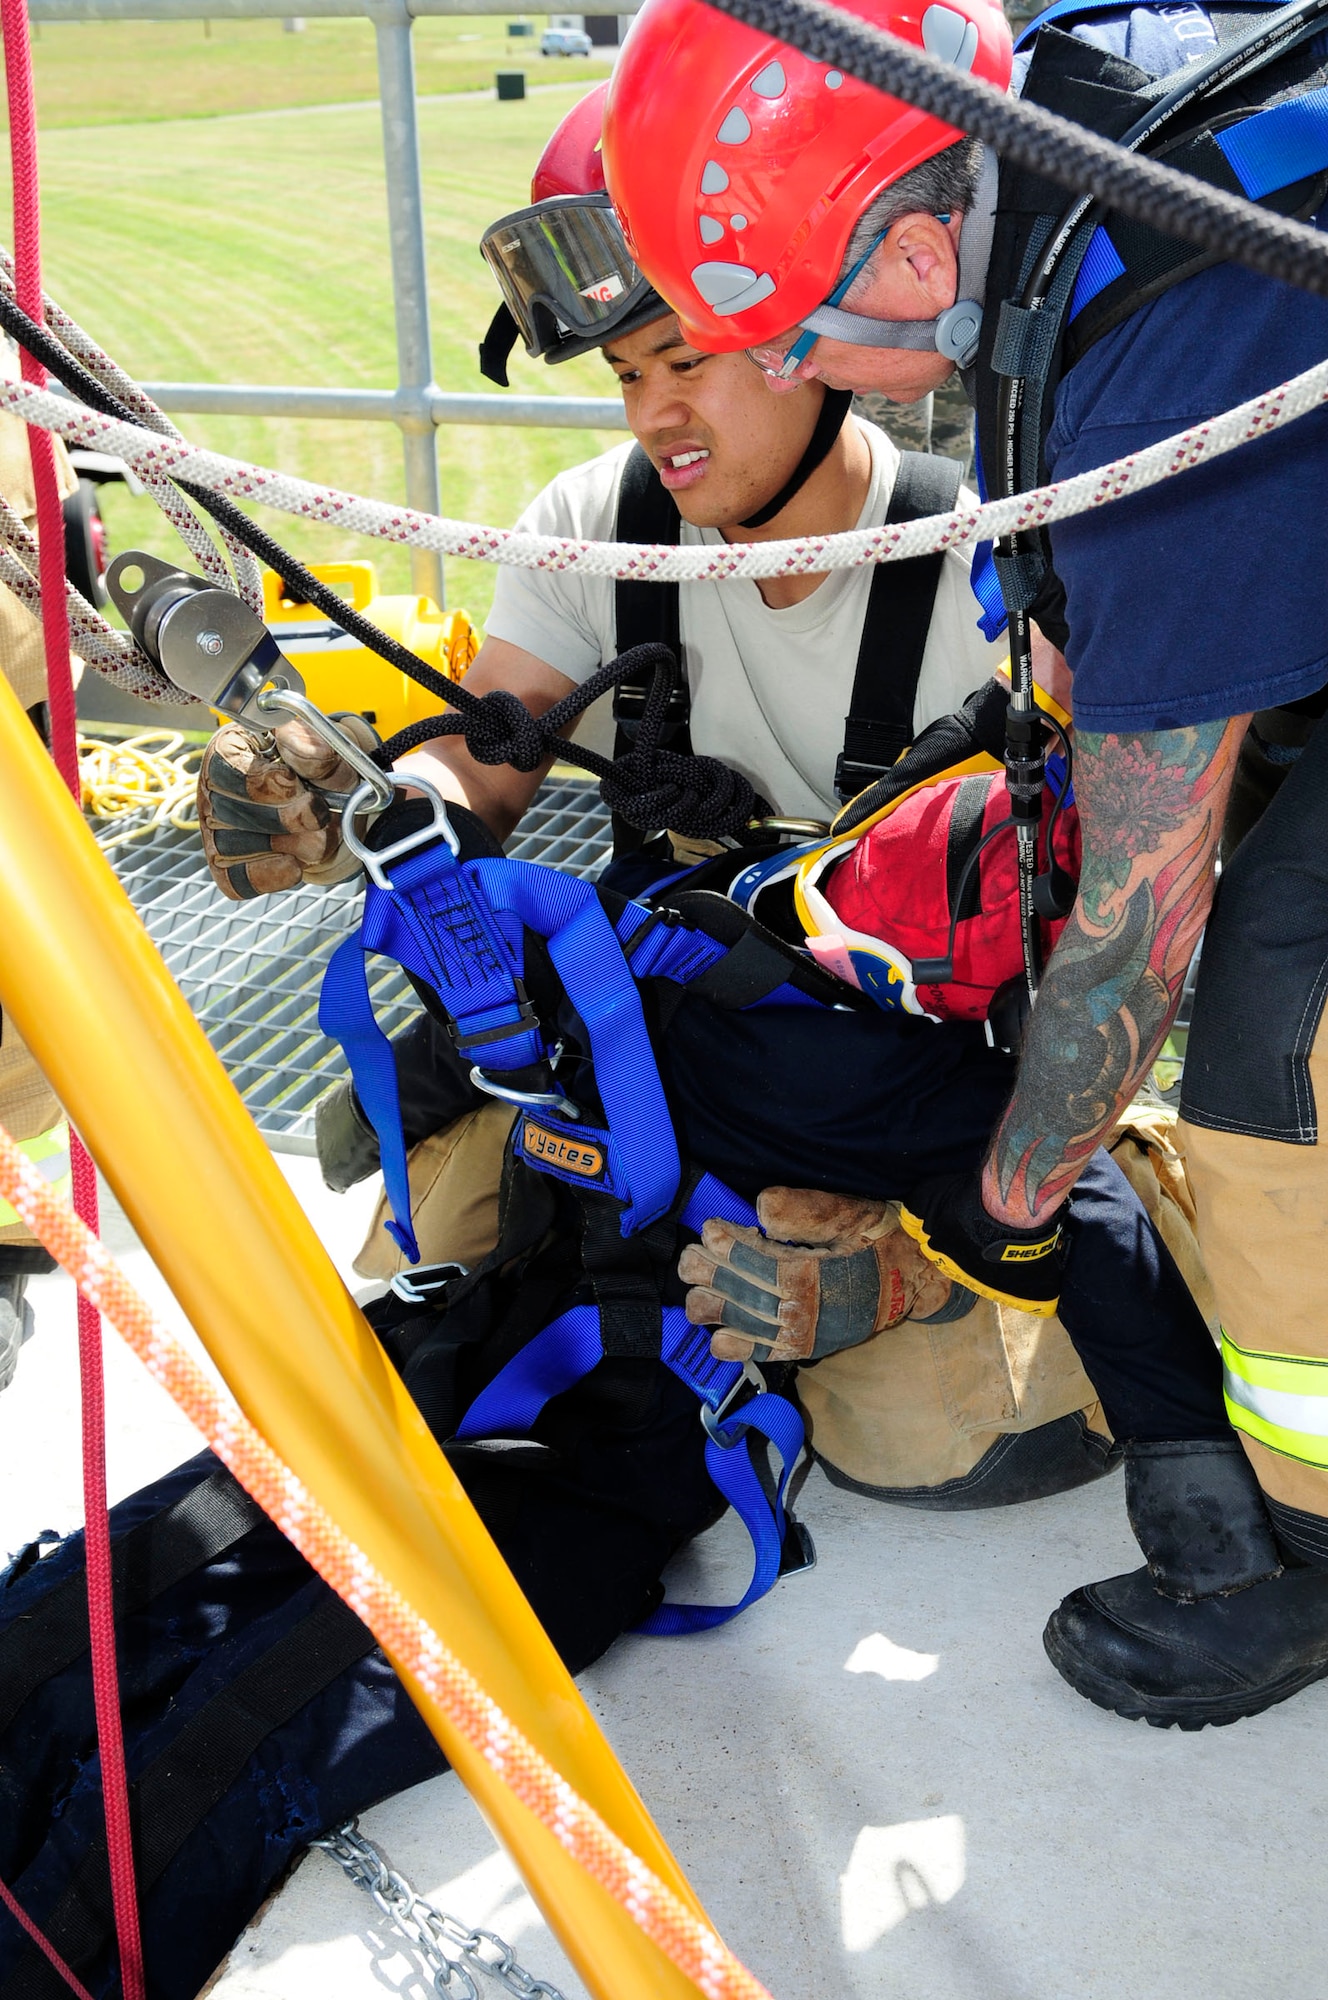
[{"xmin": 982, "ymin": 715, "xmax": 1249, "ymax": 1229}]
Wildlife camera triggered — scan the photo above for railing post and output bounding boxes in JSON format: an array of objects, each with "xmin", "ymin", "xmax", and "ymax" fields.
[{"xmin": 373, "ymin": 0, "xmax": 447, "ymax": 608}]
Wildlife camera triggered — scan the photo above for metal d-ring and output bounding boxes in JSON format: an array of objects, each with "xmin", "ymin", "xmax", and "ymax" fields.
[
  {"xmin": 340, "ymin": 772, "xmax": 461, "ymax": 889},
  {"xmin": 468, "ymin": 1066, "xmax": 582, "ymax": 1122},
  {"xmin": 255, "ymin": 685, "xmax": 462, "ymax": 889}
]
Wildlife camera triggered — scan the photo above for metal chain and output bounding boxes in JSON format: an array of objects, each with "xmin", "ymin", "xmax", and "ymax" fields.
[{"xmin": 310, "ymin": 1820, "xmax": 570, "ymax": 2000}]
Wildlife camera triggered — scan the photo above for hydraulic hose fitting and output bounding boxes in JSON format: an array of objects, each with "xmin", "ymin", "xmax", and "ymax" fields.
[{"xmin": 1003, "ymin": 706, "xmax": 1047, "ymax": 825}]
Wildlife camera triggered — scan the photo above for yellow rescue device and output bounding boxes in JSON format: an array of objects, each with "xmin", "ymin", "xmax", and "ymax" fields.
[{"xmin": 261, "ymin": 562, "xmax": 478, "ymax": 736}]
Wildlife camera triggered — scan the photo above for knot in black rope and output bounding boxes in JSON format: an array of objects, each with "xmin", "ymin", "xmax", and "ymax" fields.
[
  {"xmin": 599, "ymin": 745, "xmax": 759, "ymax": 840},
  {"xmin": 456, "ymin": 686, "xmax": 550, "ymax": 772}
]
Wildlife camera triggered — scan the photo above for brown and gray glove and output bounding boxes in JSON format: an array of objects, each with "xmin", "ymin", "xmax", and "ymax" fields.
[
  {"xmin": 678, "ymin": 1186, "xmax": 967, "ymax": 1363},
  {"xmin": 198, "ymin": 714, "xmax": 382, "ymax": 901}
]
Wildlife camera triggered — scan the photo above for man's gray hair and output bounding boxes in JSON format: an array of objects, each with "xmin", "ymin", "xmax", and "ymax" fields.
[{"xmin": 840, "ymin": 138, "xmax": 984, "ymax": 278}]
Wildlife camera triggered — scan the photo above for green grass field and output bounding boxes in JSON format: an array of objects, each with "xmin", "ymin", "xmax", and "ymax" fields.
[
  {"xmin": 10, "ymin": 71, "xmax": 628, "ymax": 628},
  {"xmin": 26, "ymin": 15, "xmax": 612, "ymax": 126}
]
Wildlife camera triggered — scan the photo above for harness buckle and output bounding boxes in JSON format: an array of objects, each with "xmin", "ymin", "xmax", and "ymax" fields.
[
  {"xmin": 388, "ymin": 1261, "xmax": 469, "ymax": 1303},
  {"xmin": 699, "ymin": 1359, "xmax": 765, "ymax": 1447}
]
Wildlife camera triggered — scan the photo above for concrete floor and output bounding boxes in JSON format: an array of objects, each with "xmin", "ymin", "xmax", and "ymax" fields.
[{"xmin": 2, "ymin": 1156, "xmax": 1324, "ymax": 2000}]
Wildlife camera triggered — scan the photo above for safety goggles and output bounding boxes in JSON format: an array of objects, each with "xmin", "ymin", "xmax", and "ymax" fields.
[
  {"xmin": 480, "ymin": 192, "xmax": 661, "ymax": 363},
  {"xmin": 746, "ymin": 227, "xmax": 891, "ymax": 380}
]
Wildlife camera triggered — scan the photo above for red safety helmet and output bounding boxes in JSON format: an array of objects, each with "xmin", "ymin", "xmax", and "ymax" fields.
[
  {"xmin": 602, "ymin": 0, "xmax": 1010, "ymax": 352},
  {"xmin": 532, "ymin": 79, "xmax": 611, "ymax": 199}
]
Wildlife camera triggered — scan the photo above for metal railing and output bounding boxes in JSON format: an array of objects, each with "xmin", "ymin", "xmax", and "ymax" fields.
[{"xmin": 29, "ymin": 0, "xmax": 637, "ymax": 605}]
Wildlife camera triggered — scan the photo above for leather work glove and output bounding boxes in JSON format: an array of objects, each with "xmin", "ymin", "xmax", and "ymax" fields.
[
  {"xmin": 198, "ymin": 713, "xmax": 382, "ymax": 901},
  {"xmin": 898, "ymin": 1172, "xmax": 1066, "ymax": 1316},
  {"xmin": 678, "ymin": 1186, "xmax": 960, "ymax": 1363}
]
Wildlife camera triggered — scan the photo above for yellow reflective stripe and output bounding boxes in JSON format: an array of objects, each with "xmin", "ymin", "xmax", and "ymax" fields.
[
  {"xmin": 1222, "ymin": 1328, "xmax": 1328, "ymax": 1468},
  {"xmin": 0, "ymin": 1120, "xmax": 69, "ymax": 1230}
]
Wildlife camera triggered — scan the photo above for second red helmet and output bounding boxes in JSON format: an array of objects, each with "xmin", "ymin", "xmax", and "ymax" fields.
[{"xmin": 602, "ymin": 0, "xmax": 1011, "ymax": 351}]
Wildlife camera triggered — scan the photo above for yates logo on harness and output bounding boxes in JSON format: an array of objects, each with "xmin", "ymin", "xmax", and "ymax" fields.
[{"xmin": 522, "ymin": 1121, "xmax": 606, "ymax": 1181}]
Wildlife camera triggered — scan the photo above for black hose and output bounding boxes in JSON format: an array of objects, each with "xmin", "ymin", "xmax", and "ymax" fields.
[{"xmin": 698, "ymin": 0, "xmax": 1328, "ymax": 301}]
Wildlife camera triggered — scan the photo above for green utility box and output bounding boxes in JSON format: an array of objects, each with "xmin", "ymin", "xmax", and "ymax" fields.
[{"xmin": 495, "ymin": 69, "xmax": 527, "ymax": 99}]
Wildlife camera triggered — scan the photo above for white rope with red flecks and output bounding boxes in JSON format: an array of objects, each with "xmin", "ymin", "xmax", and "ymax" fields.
[{"xmin": 1, "ymin": 351, "xmax": 1325, "ymax": 585}]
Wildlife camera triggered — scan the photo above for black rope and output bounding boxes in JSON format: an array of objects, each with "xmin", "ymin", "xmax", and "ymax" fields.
[
  {"xmin": 0, "ymin": 289, "xmax": 761, "ymax": 838},
  {"xmin": 381, "ymin": 641, "xmax": 765, "ymax": 838},
  {"xmin": 698, "ymin": 0, "xmax": 1328, "ymax": 301}
]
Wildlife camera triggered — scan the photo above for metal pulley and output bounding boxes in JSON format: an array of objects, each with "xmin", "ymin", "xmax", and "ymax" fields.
[{"xmin": 106, "ymin": 550, "xmax": 306, "ymax": 723}]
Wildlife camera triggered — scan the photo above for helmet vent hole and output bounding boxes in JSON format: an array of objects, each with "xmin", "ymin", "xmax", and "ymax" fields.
[
  {"xmin": 716, "ymin": 107, "xmax": 751, "ymax": 144},
  {"xmin": 751, "ymin": 61, "xmax": 786, "ymax": 97}
]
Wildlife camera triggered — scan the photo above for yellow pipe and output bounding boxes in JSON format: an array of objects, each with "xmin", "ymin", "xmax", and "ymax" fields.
[{"xmin": 0, "ymin": 675, "xmax": 712, "ymax": 2000}]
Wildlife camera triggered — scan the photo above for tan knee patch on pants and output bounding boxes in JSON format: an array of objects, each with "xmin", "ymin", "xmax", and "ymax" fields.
[
  {"xmin": 1181, "ymin": 1029, "xmax": 1328, "ymax": 1518},
  {"xmin": 797, "ymin": 1296, "xmax": 1104, "ymax": 1492},
  {"xmin": 354, "ymin": 1100, "xmax": 515, "ymax": 1280}
]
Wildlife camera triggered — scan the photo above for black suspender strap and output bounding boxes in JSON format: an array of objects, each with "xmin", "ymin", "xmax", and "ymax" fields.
[
  {"xmin": 610, "ymin": 444, "xmax": 690, "ymax": 855},
  {"xmin": 834, "ymin": 450, "xmax": 965, "ymax": 805},
  {"xmin": 0, "ymin": 1468, "xmax": 263, "ymax": 1738},
  {"xmin": 3, "ymin": 1592, "xmax": 375, "ymax": 2000},
  {"xmin": 611, "ymin": 444, "xmax": 689, "ymax": 754}
]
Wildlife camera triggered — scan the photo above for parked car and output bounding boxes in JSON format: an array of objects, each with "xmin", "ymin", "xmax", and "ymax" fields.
[{"xmin": 540, "ymin": 27, "xmax": 593, "ymax": 56}]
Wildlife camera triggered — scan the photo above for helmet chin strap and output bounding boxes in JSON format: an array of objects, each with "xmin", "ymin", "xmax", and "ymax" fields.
[
  {"xmin": 800, "ymin": 146, "xmax": 999, "ymax": 371},
  {"xmin": 737, "ymin": 387, "xmax": 854, "ymax": 529}
]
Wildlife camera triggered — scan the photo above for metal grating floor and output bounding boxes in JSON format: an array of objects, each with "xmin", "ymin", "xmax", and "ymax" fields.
[{"xmin": 95, "ymin": 775, "xmax": 612, "ymax": 1149}]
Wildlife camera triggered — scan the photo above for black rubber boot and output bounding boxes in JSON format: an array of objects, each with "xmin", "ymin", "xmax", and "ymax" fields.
[{"xmin": 1044, "ymin": 1439, "xmax": 1328, "ymax": 1729}]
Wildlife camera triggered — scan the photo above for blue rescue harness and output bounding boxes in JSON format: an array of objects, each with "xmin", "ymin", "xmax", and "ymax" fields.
[{"xmin": 319, "ymin": 813, "xmax": 821, "ymax": 1634}]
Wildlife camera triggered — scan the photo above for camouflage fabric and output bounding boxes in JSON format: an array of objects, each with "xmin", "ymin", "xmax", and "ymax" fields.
[{"xmin": 853, "ymin": 377, "xmax": 975, "ymax": 475}]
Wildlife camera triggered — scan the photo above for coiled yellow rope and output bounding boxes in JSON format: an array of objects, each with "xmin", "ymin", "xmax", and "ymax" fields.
[{"xmin": 77, "ymin": 730, "xmax": 201, "ymax": 851}]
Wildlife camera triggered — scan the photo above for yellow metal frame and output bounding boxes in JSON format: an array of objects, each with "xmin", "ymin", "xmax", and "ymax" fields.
[{"xmin": 0, "ymin": 669, "xmax": 711, "ymax": 2000}]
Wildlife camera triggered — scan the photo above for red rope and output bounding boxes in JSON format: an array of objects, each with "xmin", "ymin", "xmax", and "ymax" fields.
[
  {"xmin": 0, "ymin": 10, "xmax": 146, "ymax": 1998},
  {"xmin": 0, "ymin": 1875, "xmax": 98, "ymax": 2000}
]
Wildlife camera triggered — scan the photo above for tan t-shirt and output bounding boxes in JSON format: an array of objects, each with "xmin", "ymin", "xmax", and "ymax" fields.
[{"xmin": 486, "ymin": 420, "xmax": 1006, "ymax": 821}]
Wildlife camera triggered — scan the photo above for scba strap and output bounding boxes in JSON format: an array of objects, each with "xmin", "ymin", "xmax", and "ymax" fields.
[{"xmin": 320, "ymin": 836, "xmax": 815, "ymax": 1633}]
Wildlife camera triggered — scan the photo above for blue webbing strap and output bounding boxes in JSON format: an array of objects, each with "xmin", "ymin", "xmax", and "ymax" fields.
[
  {"xmin": 1067, "ymin": 90, "xmax": 1328, "ymax": 319},
  {"xmin": 320, "ymin": 935, "xmax": 421, "ymax": 1261},
  {"xmin": 459, "ymin": 1175, "xmax": 760, "ymax": 1439},
  {"xmin": 634, "ymin": 1390, "xmax": 807, "ymax": 1636},
  {"xmin": 1012, "ymin": 0, "xmax": 1281, "ymax": 46},
  {"xmin": 967, "ymin": 436, "xmax": 1011, "ymax": 640},
  {"xmin": 456, "ymin": 1304, "xmax": 608, "ymax": 1437},
  {"xmin": 362, "ymin": 844, "xmax": 544, "ymax": 1072},
  {"xmin": 1216, "ymin": 82, "xmax": 1328, "ymax": 196},
  {"xmin": 1068, "ymin": 225, "xmax": 1128, "ymax": 319},
  {"xmin": 469, "ymin": 860, "xmax": 681, "ymax": 1232}
]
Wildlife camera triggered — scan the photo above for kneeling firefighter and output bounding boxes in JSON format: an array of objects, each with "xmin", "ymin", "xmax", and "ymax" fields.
[{"xmin": 605, "ymin": 0, "xmax": 1328, "ymax": 1724}]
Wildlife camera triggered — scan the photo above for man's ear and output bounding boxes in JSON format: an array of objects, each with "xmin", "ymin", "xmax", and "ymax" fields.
[{"xmin": 868, "ymin": 212, "xmax": 961, "ymax": 311}]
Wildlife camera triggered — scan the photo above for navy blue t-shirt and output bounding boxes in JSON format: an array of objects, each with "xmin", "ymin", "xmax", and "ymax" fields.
[{"xmin": 1026, "ymin": 6, "xmax": 1328, "ymax": 732}]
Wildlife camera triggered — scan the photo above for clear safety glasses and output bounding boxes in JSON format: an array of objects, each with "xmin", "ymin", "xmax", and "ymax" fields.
[
  {"xmin": 480, "ymin": 192, "xmax": 658, "ymax": 360},
  {"xmin": 745, "ymin": 227, "xmax": 891, "ymax": 380}
]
